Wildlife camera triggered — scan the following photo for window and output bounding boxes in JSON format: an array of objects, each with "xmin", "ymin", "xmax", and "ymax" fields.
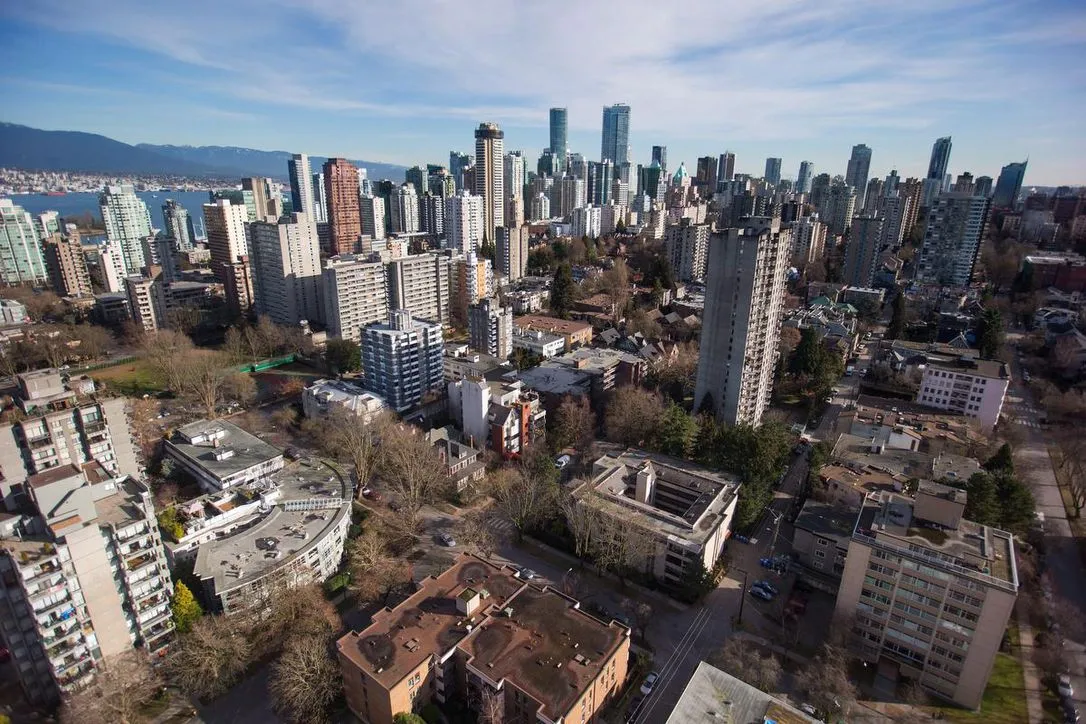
[
  {"xmin": 815, "ymin": 549, "xmax": 825, "ymax": 558},
  {"xmin": 817, "ymin": 538, "xmax": 829, "ymax": 547}
]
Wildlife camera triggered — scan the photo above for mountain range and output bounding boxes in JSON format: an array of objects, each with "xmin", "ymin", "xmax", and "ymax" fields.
[{"xmin": 0, "ymin": 122, "xmax": 407, "ymax": 181}]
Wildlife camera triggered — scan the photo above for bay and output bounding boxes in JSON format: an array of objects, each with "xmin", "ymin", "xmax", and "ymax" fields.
[{"xmin": 10, "ymin": 190, "xmax": 223, "ymax": 237}]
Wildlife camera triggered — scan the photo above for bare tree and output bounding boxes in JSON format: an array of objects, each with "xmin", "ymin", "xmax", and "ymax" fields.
[
  {"xmin": 620, "ymin": 597, "xmax": 655, "ymax": 642},
  {"xmin": 167, "ymin": 614, "xmax": 253, "ymax": 699},
  {"xmin": 377, "ymin": 423, "xmax": 448, "ymax": 525},
  {"xmin": 455, "ymin": 509, "xmax": 500, "ymax": 557},
  {"xmin": 268, "ymin": 635, "xmax": 341, "ymax": 724},
  {"xmin": 69, "ymin": 324, "xmax": 114, "ymax": 360},
  {"xmin": 491, "ymin": 460, "xmax": 559, "ymax": 541},
  {"xmin": 589, "ymin": 501, "xmax": 656, "ymax": 580},
  {"xmin": 561, "ymin": 492, "xmax": 600, "ymax": 561},
  {"xmin": 59, "ymin": 651, "xmax": 162, "ymax": 724},
  {"xmin": 181, "ymin": 351, "xmax": 235, "ymax": 418},
  {"xmin": 795, "ymin": 617, "xmax": 859, "ymax": 719},
  {"xmin": 141, "ymin": 329, "xmax": 195, "ymax": 393},
  {"xmin": 549, "ymin": 395, "xmax": 596, "ymax": 453},
  {"xmin": 476, "ymin": 686, "xmax": 505, "ymax": 724},
  {"xmin": 165, "ymin": 306, "xmax": 203, "ymax": 336},
  {"xmin": 1054, "ymin": 433, "xmax": 1086, "ymax": 517},
  {"xmin": 348, "ymin": 526, "xmax": 411, "ymax": 605},
  {"xmin": 250, "ymin": 584, "xmax": 341, "ymax": 657},
  {"xmin": 315, "ymin": 409, "xmax": 389, "ymax": 497},
  {"xmin": 604, "ymin": 386, "xmax": 666, "ymax": 448},
  {"xmin": 712, "ymin": 637, "xmax": 782, "ymax": 692}
]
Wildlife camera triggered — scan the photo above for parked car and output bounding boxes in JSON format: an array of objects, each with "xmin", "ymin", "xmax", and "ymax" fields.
[
  {"xmin": 436, "ymin": 532, "xmax": 456, "ymax": 547},
  {"xmin": 554, "ymin": 454, "xmax": 572, "ymax": 469},
  {"xmin": 361, "ymin": 487, "xmax": 382, "ymax": 501},
  {"xmin": 640, "ymin": 672, "xmax": 659, "ymax": 696},
  {"xmin": 753, "ymin": 580, "xmax": 780, "ymax": 596},
  {"xmin": 1058, "ymin": 674, "xmax": 1074, "ymax": 698},
  {"xmin": 749, "ymin": 587, "xmax": 774, "ymax": 602},
  {"xmin": 516, "ymin": 567, "xmax": 538, "ymax": 580}
]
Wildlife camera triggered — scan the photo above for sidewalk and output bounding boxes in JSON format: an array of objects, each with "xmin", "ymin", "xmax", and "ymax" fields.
[{"xmin": 1015, "ymin": 602, "xmax": 1045, "ymax": 724}]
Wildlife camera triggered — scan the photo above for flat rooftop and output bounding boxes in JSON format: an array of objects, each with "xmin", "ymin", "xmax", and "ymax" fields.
[
  {"xmin": 459, "ymin": 585, "xmax": 628, "ymax": 720},
  {"xmin": 166, "ymin": 419, "xmax": 283, "ymax": 481},
  {"xmin": 514, "ymin": 315, "xmax": 592, "ymax": 335},
  {"xmin": 793, "ymin": 500, "xmax": 860, "ymax": 545},
  {"xmin": 516, "ymin": 365, "xmax": 593, "ymax": 397},
  {"xmin": 192, "ymin": 459, "xmax": 349, "ymax": 592},
  {"xmin": 856, "ymin": 492, "xmax": 1017, "ymax": 589},
  {"xmin": 832, "ymin": 433, "xmax": 940, "ymax": 480},
  {"xmin": 93, "ymin": 477, "xmax": 150, "ymax": 528},
  {"xmin": 665, "ymin": 661, "xmax": 817, "ymax": 724},
  {"xmin": 927, "ymin": 357, "xmax": 1008, "ymax": 380}
]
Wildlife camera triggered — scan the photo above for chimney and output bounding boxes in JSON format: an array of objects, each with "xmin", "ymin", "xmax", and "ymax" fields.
[{"xmin": 635, "ymin": 462, "xmax": 655, "ymax": 504}]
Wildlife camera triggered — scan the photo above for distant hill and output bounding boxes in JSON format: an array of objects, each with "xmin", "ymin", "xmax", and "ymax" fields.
[
  {"xmin": 0, "ymin": 122, "xmax": 408, "ymax": 181},
  {"xmin": 139, "ymin": 144, "xmax": 407, "ymax": 182},
  {"xmin": 0, "ymin": 122, "xmax": 223, "ymax": 176}
]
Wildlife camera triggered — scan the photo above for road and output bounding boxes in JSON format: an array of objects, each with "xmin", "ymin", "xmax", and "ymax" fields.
[{"xmin": 1005, "ymin": 335, "xmax": 1086, "ymax": 710}]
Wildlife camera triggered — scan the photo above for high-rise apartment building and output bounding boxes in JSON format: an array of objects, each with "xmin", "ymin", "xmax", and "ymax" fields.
[
  {"xmin": 876, "ymin": 193, "xmax": 913, "ymax": 249},
  {"xmin": 162, "ymin": 199, "xmax": 195, "ymax": 251},
  {"xmin": 473, "ymin": 123, "xmax": 505, "ymax": 244},
  {"xmin": 824, "ymin": 183, "xmax": 857, "ymax": 236},
  {"xmin": 312, "ymin": 172, "xmax": 328, "ymax": 223},
  {"xmin": 718, "ymin": 152, "xmax": 736, "ymax": 184},
  {"xmin": 557, "ymin": 176, "xmax": 587, "ymax": 219},
  {"xmin": 449, "ymin": 152, "xmax": 473, "ymax": 192},
  {"xmin": 96, "ymin": 241, "xmax": 127, "ymax": 293},
  {"xmin": 389, "ymin": 184, "xmax": 420, "ymax": 235},
  {"xmin": 900, "ymin": 178, "xmax": 924, "ymax": 233},
  {"xmin": 863, "ymin": 179, "xmax": 885, "ymax": 216},
  {"xmin": 926, "ymin": 136, "xmax": 953, "ymax": 184},
  {"xmin": 451, "ymin": 253, "xmax": 492, "ymax": 326},
  {"xmin": 386, "ymin": 253, "xmax": 451, "ymax": 325},
  {"xmin": 796, "ymin": 161, "xmax": 815, "ymax": 194},
  {"xmin": 571, "ymin": 205, "xmax": 602, "ymax": 239},
  {"xmin": 420, "ymin": 193, "xmax": 445, "ymax": 237},
  {"xmin": 846, "ymin": 144, "xmax": 873, "ymax": 207},
  {"xmin": 100, "ymin": 186, "xmax": 152, "ymax": 275},
  {"xmin": 765, "ymin": 157, "xmax": 783, "ymax": 187},
  {"xmin": 43, "ymin": 231, "xmax": 93, "ymax": 297},
  {"xmin": 917, "ymin": 192, "xmax": 991, "ymax": 286},
  {"xmin": 695, "ymin": 156, "xmax": 717, "ymax": 193},
  {"xmin": 405, "ymin": 167, "xmax": 428, "ymax": 198},
  {"xmin": 468, "ymin": 297, "xmax": 513, "ymax": 358},
  {"xmin": 496, "ymin": 225, "xmax": 528, "ymax": 282},
  {"xmin": 601, "ymin": 104, "xmax": 631, "ymax": 166},
  {"xmin": 0, "ymin": 198, "xmax": 48, "ymax": 285},
  {"xmin": 124, "ymin": 275, "xmax": 165, "ymax": 332},
  {"xmin": 588, "ymin": 160, "xmax": 614, "ymax": 206},
  {"xmin": 250, "ymin": 212, "xmax": 323, "ymax": 326},
  {"xmin": 791, "ymin": 216, "xmax": 827, "ymax": 266},
  {"xmin": 445, "ymin": 191, "xmax": 484, "ymax": 254},
  {"xmin": 693, "ymin": 217, "xmax": 789, "ymax": 426},
  {"xmin": 992, "ymin": 161, "xmax": 1027, "ymax": 209},
  {"xmin": 665, "ymin": 219, "xmax": 709, "ymax": 282},
  {"xmin": 974, "ymin": 176, "xmax": 994, "ymax": 199},
  {"xmin": 241, "ymin": 177, "xmax": 275, "ymax": 221},
  {"xmin": 528, "ymin": 192, "xmax": 551, "ymax": 222},
  {"xmin": 844, "ymin": 215, "xmax": 884, "ymax": 287},
  {"xmin": 549, "ymin": 108, "xmax": 568, "ymax": 173},
  {"xmin": 323, "ymin": 158, "xmax": 362, "ymax": 255},
  {"xmin": 835, "ymin": 484, "xmax": 1018, "ymax": 708},
  {"xmin": 360, "ymin": 195, "xmax": 387, "ymax": 244},
  {"xmin": 503, "ymin": 151, "xmax": 526, "ymax": 216},
  {"xmin": 288, "ymin": 153, "xmax": 314, "ymax": 219},
  {"xmin": 361, "ymin": 311, "xmax": 443, "ymax": 412},
  {"xmin": 651, "ymin": 145, "xmax": 668, "ymax": 174},
  {"xmin": 322, "ymin": 255, "xmax": 389, "ymax": 342},
  {"xmin": 203, "ymin": 199, "xmax": 252, "ymax": 317}
]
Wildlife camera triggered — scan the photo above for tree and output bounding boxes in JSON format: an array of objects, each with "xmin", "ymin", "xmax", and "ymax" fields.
[
  {"xmin": 349, "ymin": 526, "xmax": 411, "ymax": 604},
  {"xmin": 70, "ymin": 324, "xmax": 114, "ymax": 360},
  {"xmin": 455, "ymin": 510, "xmax": 499, "ymax": 557},
  {"xmin": 221, "ymin": 372, "xmax": 257, "ymax": 407},
  {"xmin": 604, "ymin": 386, "xmax": 666, "ymax": 447},
  {"xmin": 994, "ymin": 471, "xmax": 1035, "ymax": 535},
  {"xmin": 654, "ymin": 402, "xmax": 697, "ymax": 458},
  {"xmin": 166, "ymin": 305, "xmax": 203, "ymax": 336},
  {"xmin": 377, "ymin": 424, "xmax": 448, "ymax": 525},
  {"xmin": 325, "ymin": 338, "xmax": 362, "ymax": 374},
  {"xmin": 550, "ymin": 262, "xmax": 575, "ymax": 318},
  {"xmin": 170, "ymin": 581, "xmax": 203, "ymax": 633},
  {"xmin": 491, "ymin": 452, "xmax": 560, "ymax": 540},
  {"xmin": 167, "ymin": 614, "xmax": 253, "ymax": 699},
  {"xmin": 248, "ymin": 584, "xmax": 340, "ymax": 656},
  {"xmin": 268, "ymin": 635, "xmax": 341, "ymax": 724},
  {"xmin": 511, "ymin": 348, "xmax": 543, "ymax": 371},
  {"xmin": 183, "ymin": 351, "xmax": 234, "ymax": 418},
  {"xmin": 589, "ymin": 505, "xmax": 655, "ymax": 580},
  {"xmin": 142, "ymin": 329, "xmax": 195, "ymax": 393},
  {"xmin": 549, "ymin": 395, "xmax": 596, "ymax": 453},
  {"xmin": 778, "ymin": 326, "xmax": 802, "ymax": 363},
  {"xmin": 963, "ymin": 472, "xmax": 1000, "ymax": 527},
  {"xmin": 312, "ymin": 408, "xmax": 388, "ymax": 497},
  {"xmin": 887, "ymin": 292, "xmax": 906, "ymax": 341},
  {"xmin": 620, "ymin": 598, "xmax": 655, "ymax": 642},
  {"xmin": 983, "ymin": 443, "xmax": 1014, "ymax": 474},
  {"xmin": 58, "ymin": 651, "xmax": 161, "ymax": 724},
  {"xmin": 478, "ymin": 237, "xmax": 496, "ymax": 262},
  {"xmin": 977, "ymin": 307, "xmax": 1004, "ymax": 359},
  {"xmin": 393, "ymin": 714, "xmax": 427, "ymax": 724},
  {"xmin": 561, "ymin": 493, "xmax": 601, "ymax": 561},
  {"xmin": 795, "ymin": 626, "xmax": 858, "ymax": 719},
  {"xmin": 600, "ymin": 258, "xmax": 630, "ymax": 323},
  {"xmin": 713, "ymin": 638, "xmax": 782, "ymax": 692}
]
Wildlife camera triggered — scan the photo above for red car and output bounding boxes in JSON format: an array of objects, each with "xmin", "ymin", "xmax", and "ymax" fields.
[{"xmin": 361, "ymin": 487, "xmax": 382, "ymax": 502}]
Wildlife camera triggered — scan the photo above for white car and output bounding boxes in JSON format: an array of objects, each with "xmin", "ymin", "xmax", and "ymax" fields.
[
  {"xmin": 640, "ymin": 672, "xmax": 659, "ymax": 696},
  {"xmin": 1059, "ymin": 674, "xmax": 1075, "ymax": 698}
]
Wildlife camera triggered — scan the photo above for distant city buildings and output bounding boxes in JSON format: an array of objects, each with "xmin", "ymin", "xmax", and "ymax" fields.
[
  {"xmin": 100, "ymin": 185, "xmax": 152, "ymax": 274},
  {"xmin": 249, "ymin": 211, "xmax": 323, "ymax": 326},
  {"xmin": 0, "ymin": 198, "xmax": 48, "ymax": 285},
  {"xmin": 473, "ymin": 123, "xmax": 505, "ymax": 244},
  {"xmin": 992, "ymin": 161, "xmax": 1028, "ymax": 209},
  {"xmin": 846, "ymin": 144, "xmax": 872, "ymax": 207},
  {"xmin": 601, "ymin": 103, "xmax": 631, "ymax": 166},
  {"xmin": 323, "ymin": 158, "xmax": 362, "ymax": 255},
  {"xmin": 917, "ymin": 192, "xmax": 991, "ymax": 286},
  {"xmin": 764, "ymin": 157, "xmax": 782, "ymax": 187}
]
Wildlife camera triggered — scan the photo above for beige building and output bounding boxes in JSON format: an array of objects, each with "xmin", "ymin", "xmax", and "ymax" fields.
[
  {"xmin": 834, "ymin": 482, "xmax": 1018, "ymax": 708},
  {"xmin": 43, "ymin": 231, "xmax": 93, "ymax": 298},
  {"xmin": 337, "ymin": 554, "xmax": 629, "ymax": 724},
  {"xmin": 514, "ymin": 314, "xmax": 593, "ymax": 351},
  {"xmin": 916, "ymin": 358, "xmax": 1009, "ymax": 431},
  {"xmin": 322, "ymin": 254, "xmax": 389, "ymax": 342}
]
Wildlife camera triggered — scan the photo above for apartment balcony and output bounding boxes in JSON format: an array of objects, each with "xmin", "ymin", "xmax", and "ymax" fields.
[
  {"xmin": 125, "ymin": 553, "xmax": 157, "ymax": 573},
  {"xmin": 26, "ymin": 435, "xmax": 54, "ymax": 450},
  {"xmin": 120, "ymin": 541, "xmax": 156, "ymax": 562},
  {"xmin": 139, "ymin": 609, "xmax": 172, "ymax": 631},
  {"xmin": 41, "ymin": 619, "xmax": 81, "ymax": 647},
  {"xmin": 31, "ymin": 589, "xmax": 71, "ymax": 615},
  {"xmin": 116, "ymin": 525, "xmax": 152, "ymax": 544},
  {"xmin": 45, "ymin": 631, "xmax": 85, "ymax": 661},
  {"xmin": 132, "ymin": 578, "xmax": 166, "ymax": 604},
  {"xmin": 55, "ymin": 658, "xmax": 95, "ymax": 689}
]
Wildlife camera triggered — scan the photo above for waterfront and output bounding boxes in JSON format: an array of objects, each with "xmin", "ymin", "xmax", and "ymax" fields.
[{"xmin": 11, "ymin": 190, "xmax": 226, "ymax": 236}]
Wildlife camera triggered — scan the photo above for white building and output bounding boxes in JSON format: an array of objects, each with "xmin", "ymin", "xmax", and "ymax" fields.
[
  {"xmin": 361, "ymin": 311, "xmax": 444, "ymax": 412},
  {"xmin": 250, "ymin": 212, "xmax": 323, "ymax": 326},
  {"xmin": 445, "ymin": 191, "xmax": 484, "ymax": 254},
  {"xmin": 288, "ymin": 153, "xmax": 314, "ymax": 219},
  {"xmin": 389, "ymin": 184, "xmax": 420, "ymax": 234},
  {"xmin": 322, "ymin": 255, "xmax": 389, "ymax": 342},
  {"xmin": 124, "ymin": 275, "xmax": 165, "ymax": 332},
  {"xmin": 164, "ymin": 420, "xmax": 285, "ymax": 493},
  {"xmin": 665, "ymin": 219, "xmax": 709, "ymax": 282},
  {"xmin": 203, "ymin": 199, "xmax": 252, "ymax": 314},
  {"xmin": 0, "ymin": 198, "xmax": 48, "ymax": 285},
  {"xmin": 916, "ymin": 358, "xmax": 1009, "ymax": 430},
  {"xmin": 386, "ymin": 252, "xmax": 451, "ymax": 325},
  {"xmin": 467, "ymin": 297, "xmax": 513, "ymax": 359},
  {"xmin": 511, "ymin": 327, "xmax": 566, "ymax": 358},
  {"xmin": 97, "ymin": 241, "xmax": 127, "ymax": 293},
  {"xmin": 693, "ymin": 217, "xmax": 790, "ymax": 426},
  {"xmin": 496, "ymin": 225, "xmax": 528, "ymax": 282},
  {"xmin": 918, "ymin": 192, "xmax": 991, "ymax": 286},
  {"xmin": 571, "ymin": 204, "xmax": 602, "ymax": 239},
  {"xmin": 528, "ymin": 192, "xmax": 551, "ymax": 222},
  {"xmin": 100, "ymin": 185, "xmax": 153, "ymax": 274},
  {"xmin": 791, "ymin": 216, "xmax": 827, "ymax": 266},
  {"xmin": 301, "ymin": 378, "xmax": 388, "ymax": 422},
  {"xmin": 360, "ymin": 195, "xmax": 386, "ymax": 241}
]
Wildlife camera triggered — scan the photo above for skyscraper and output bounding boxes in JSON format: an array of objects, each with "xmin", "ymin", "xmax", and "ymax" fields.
[
  {"xmin": 927, "ymin": 136, "xmax": 953, "ymax": 183},
  {"xmin": 974, "ymin": 176, "xmax": 994, "ymax": 199},
  {"xmin": 288, "ymin": 153, "xmax": 314, "ymax": 219},
  {"xmin": 420, "ymin": 193, "xmax": 445, "ymax": 237},
  {"xmin": 496, "ymin": 225, "xmax": 528, "ymax": 282},
  {"xmin": 43, "ymin": 230, "xmax": 93, "ymax": 297},
  {"xmin": 100, "ymin": 185, "xmax": 152, "ymax": 274},
  {"xmin": 446, "ymin": 191, "xmax": 484, "ymax": 254},
  {"xmin": 600, "ymin": 104, "xmax": 631, "ymax": 165},
  {"xmin": 468, "ymin": 297, "xmax": 513, "ymax": 359},
  {"xmin": 242, "ymin": 177, "xmax": 276, "ymax": 221},
  {"xmin": 992, "ymin": 161, "xmax": 1027, "ymax": 208},
  {"xmin": 503, "ymin": 151, "xmax": 526, "ymax": 224},
  {"xmin": 665, "ymin": 219, "xmax": 709, "ymax": 283},
  {"xmin": 249, "ymin": 212, "xmax": 323, "ymax": 326},
  {"xmin": 846, "ymin": 144, "xmax": 872, "ymax": 206},
  {"xmin": 203, "ymin": 199, "xmax": 252, "ymax": 317},
  {"xmin": 323, "ymin": 158, "xmax": 362, "ymax": 255},
  {"xmin": 389, "ymin": 184, "xmax": 420, "ymax": 234},
  {"xmin": 843, "ymin": 215, "xmax": 884, "ymax": 287},
  {"xmin": 549, "ymin": 108, "xmax": 568, "ymax": 173},
  {"xmin": 473, "ymin": 123, "xmax": 505, "ymax": 244},
  {"xmin": 693, "ymin": 217, "xmax": 790, "ymax": 426},
  {"xmin": 0, "ymin": 198, "xmax": 48, "ymax": 285},
  {"xmin": 312, "ymin": 172, "xmax": 328, "ymax": 223},
  {"xmin": 162, "ymin": 199, "xmax": 195, "ymax": 251},
  {"xmin": 764, "ymin": 158, "xmax": 782, "ymax": 187},
  {"xmin": 588, "ymin": 160, "xmax": 613, "ymax": 206},
  {"xmin": 695, "ymin": 156, "xmax": 717, "ymax": 192},
  {"xmin": 917, "ymin": 192, "xmax": 991, "ymax": 286},
  {"xmin": 386, "ymin": 254, "xmax": 451, "ymax": 325},
  {"xmin": 796, "ymin": 161, "xmax": 815, "ymax": 194},
  {"xmin": 651, "ymin": 145, "xmax": 668, "ymax": 174},
  {"xmin": 718, "ymin": 152, "xmax": 736, "ymax": 184},
  {"xmin": 360, "ymin": 195, "xmax": 386, "ymax": 243}
]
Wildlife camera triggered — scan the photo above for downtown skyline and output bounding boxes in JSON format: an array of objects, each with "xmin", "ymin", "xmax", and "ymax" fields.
[{"xmin": 1, "ymin": 0, "xmax": 1085, "ymax": 185}]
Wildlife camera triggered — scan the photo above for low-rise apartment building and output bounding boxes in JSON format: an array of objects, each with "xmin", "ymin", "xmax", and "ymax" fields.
[
  {"xmin": 302, "ymin": 378, "xmax": 389, "ymax": 423},
  {"xmin": 835, "ymin": 482, "xmax": 1018, "ymax": 708},
  {"xmin": 336, "ymin": 554, "xmax": 630, "ymax": 724},
  {"xmin": 164, "ymin": 419, "xmax": 285, "ymax": 493},
  {"xmin": 513, "ymin": 315, "xmax": 593, "ymax": 352},
  {"xmin": 511, "ymin": 327, "xmax": 566, "ymax": 359},
  {"xmin": 916, "ymin": 357, "xmax": 1009, "ymax": 430}
]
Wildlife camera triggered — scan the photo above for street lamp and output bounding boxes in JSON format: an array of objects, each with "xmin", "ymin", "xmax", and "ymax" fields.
[
  {"xmin": 765, "ymin": 509, "xmax": 785, "ymax": 559},
  {"xmin": 735, "ymin": 568, "xmax": 749, "ymax": 626}
]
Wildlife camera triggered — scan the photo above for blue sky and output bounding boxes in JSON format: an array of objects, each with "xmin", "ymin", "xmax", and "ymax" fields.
[{"xmin": 2, "ymin": 0, "xmax": 1085, "ymax": 185}]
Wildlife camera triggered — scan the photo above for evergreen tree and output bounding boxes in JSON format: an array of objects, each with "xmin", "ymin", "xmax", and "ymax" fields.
[
  {"xmin": 655, "ymin": 403, "xmax": 698, "ymax": 458},
  {"xmin": 977, "ymin": 308, "xmax": 1004, "ymax": 359},
  {"xmin": 170, "ymin": 581, "xmax": 203, "ymax": 633},
  {"xmin": 325, "ymin": 338, "xmax": 361, "ymax": 374},
  {"xmin": 983, "ymin": 443, "xmax": 1015, "ymax": 474},
  {"xmin": 963, "ymin": 472, "xmax": 999, "ymax": 527},
  {"xmin": 887, "ymin": 292, "xmax": 906, "ymax": 340},
  {"xmin": 550, "ymin": 262, "xmax": 575, "ymax": 318}
]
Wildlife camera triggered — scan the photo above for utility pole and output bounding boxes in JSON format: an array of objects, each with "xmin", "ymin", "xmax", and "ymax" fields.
[
  {"xmin": 735, "ymin": 568, "xmax": 749, "ymax": 626},
  {"xmin": 767, "ymin": 509, "xmax": 785, "ymax": 559}
]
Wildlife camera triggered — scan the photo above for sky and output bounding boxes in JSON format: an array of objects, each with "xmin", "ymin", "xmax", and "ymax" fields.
[{"xmin": 2, "ymin": 0, "xmax": 1085, "ymax": 186}]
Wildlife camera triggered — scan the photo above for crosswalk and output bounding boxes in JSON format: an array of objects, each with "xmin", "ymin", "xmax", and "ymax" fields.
[{"xmin": 1003, "ymin": 402, "xmax": 1043, "ymax": 428}]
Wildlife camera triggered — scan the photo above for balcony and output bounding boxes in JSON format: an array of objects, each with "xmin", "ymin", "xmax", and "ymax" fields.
[
  {"xmin": 20, "ymin": 559, "xmax": 61, "ymax": 585},
  {"xmin": 121, "ymin": 542, "xmax": 155, "ymax": 562},
  {"xmin": 132, "ymin": 579, "xmax": 165, "ymax": 603},
  {"xmin": 139, "ymin": 609, "xmax": 172, "ymax": 631},
  {"xmin": 31, "ymin": 590, "xmax": 71, "ymax": 615},
  {"xmin": 126, "ymin": 553, "xmax": 156, "ymax": 573},
  {"xmin": 55, "ymin": 659, "xmax": 95, "ymax": 689}
]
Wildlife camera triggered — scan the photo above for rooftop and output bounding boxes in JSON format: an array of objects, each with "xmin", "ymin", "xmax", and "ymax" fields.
[
  {"xmin": 793, "ymin": 500, "xmax": 860, "ymax": 545},
  {"xmin": 926, "ymin": 357, "xmax": 1009, "ymax": 380},
  {"xmin": 665, "ymin": 660, "xmax": 817, "ymax": 724},
  {"xmin": 166, "ymin": 419, "xmax": 283, "ymax": 482},
  {"xmin": 516, "ymin": 365, "xmax": 593, "ymax": 397},
  {"xmin": 514, "ymin": 315, "xmax": 593, "ymax": 335},
  {"xmin": 93, "ymin": 477, "xmax": 151, "ymax": 528}
]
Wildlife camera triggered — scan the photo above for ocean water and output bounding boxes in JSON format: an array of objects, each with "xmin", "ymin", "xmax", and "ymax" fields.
[{"xmin": 10, "ymin": 190, "xmax": 217, "ymax": 237}]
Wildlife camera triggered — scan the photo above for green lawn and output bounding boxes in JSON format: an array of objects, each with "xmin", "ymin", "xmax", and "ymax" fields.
[
  {"xmin": 90, "ymin": 357, "xmax": 165, "ymax": 395},
  {"xmin": 939, "ymin": 653, "xmax": 1028, "ymax": 724}
]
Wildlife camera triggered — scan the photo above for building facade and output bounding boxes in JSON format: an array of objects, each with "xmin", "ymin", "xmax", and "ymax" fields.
[
  {"xmin": 601, "ymin": 103, "xmax": 631, "ymax": 166},
  {"xmin": 361, "ymin": 311, "xmax": 444, "ymax": 412},
  {"xmin": 99, "ymin": 186, "xmax": 152, "ymax": 275},
  {"xmin": 322, "ymin": 255, "xmax": 389, "ymax": 342},
  {"xmin": 473, "ymin": 123, "xmax": 505, "ymax": 244},
  {"xmin": 386, "ymin": 253, "xmax": 451, "ymax": 325},
  {"xmin": 468, "ymin": 297, "xmax": 513, "ymax": 359},
  {"xmin": 917, "ymin": 193, "xmax": 991, "ymax": 287},
  {"xmin": 287, "ymin": 153, "xmax": 314, "ymax": 219},
  {"xmin": 250, "ymin": 212, "xmax": 323, "ymax": 326},
  {"xmin": 846, "ymin": 144, "xmax": 873, "ymax": 207},
  {"xmin": 916, "ymin": 358, "xmax": 1008, "ymax": 430},
  {"xmin": 496, "ymin": 225, "xmax": 528, "ymax": 282},
  {"xmin": 0, "ymin": 198, "xmax": 48, "ymax": 285},
  {"xmin": 324, "ymin": 158, "xmax": 362, "ymax": 255},
  {"xmin": 445, "ymin": 191, "xmax": 484, "ymax": 254},
  {"xmin": 844, "ymin": 216, "xmax": 884, "ymax": 288},
  {"xmin": 162, "ymin": 199, "xmax": 196, "ymax": 251},
  {"xmin": 665, "ymin": 219, "xmax": 709, "ymax": 282}
]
